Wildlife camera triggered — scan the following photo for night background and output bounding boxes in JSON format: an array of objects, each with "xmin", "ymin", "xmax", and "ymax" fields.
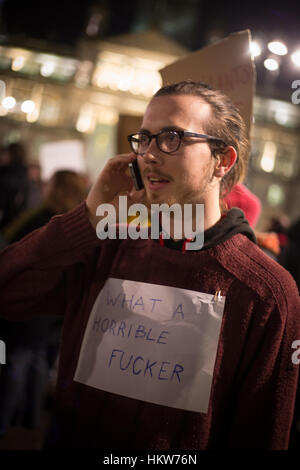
[
  {"xmin": 0, "ymin": 0, "xmax": 299, "ymax": 98},
  {"xmin": 1, "ymin": 0, "xmax": 300, "ymax": 49}
]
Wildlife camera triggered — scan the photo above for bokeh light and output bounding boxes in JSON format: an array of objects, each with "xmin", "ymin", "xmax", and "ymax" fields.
[
  {"xmin": 267, "ymin": 41, "xmax": 288, "ymax": 56},
  {"xmin": 21, "ymin": 100, "xmax": 35, "ymax": 113},
  {"xmin": 250, "ymin": 41, "xmax": 261, "ymax": 57},
  {"xmin": 291, "ymin": 50, "xmax": 300, "ymax": 67},
  {"xmin": 264, "ymin": 58, "xmax": 279, "ymax": 71},
  {"xmin": 2, "ymin": 96, "xmax": 16, "ymax": 110}
]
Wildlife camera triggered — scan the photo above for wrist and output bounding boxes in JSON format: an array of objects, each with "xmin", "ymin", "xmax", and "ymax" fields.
[{"xmin": 85, "ymin": 201, "xmax": 99, "ymax": 230}]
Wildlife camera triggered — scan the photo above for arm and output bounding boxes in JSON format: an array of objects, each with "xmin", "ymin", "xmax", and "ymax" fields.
[
  {"xmin": 227, "ymin": 284, "xmax": 300, "ymax": 449},
  {"xmin": 0, "ymin": 153, "xmax": 144, "ymax": 321},
  {"xmin": 0, "ymin": 202, "xmax": 100, "ymax": 320}
]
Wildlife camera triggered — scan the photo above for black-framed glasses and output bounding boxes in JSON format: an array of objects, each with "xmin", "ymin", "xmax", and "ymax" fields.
[{"xmin": 127, "ymin": 129, "xmax": 227, "ymax": 155}]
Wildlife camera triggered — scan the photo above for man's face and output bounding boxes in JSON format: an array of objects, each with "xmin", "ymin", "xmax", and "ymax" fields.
[{"xmin": 138, "ymin": 94, "xmax": 219, "ymax": 207}]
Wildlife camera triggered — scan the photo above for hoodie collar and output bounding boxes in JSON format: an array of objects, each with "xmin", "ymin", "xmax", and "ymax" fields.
[{"xmin": 161, "ymin": 208, "xmax": 256, "ymax": 251}]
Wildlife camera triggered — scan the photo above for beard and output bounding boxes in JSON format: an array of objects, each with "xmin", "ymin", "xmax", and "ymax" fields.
[{"xmin": 144, "ymin": 160, "xmax": 216, "ymax": 209}]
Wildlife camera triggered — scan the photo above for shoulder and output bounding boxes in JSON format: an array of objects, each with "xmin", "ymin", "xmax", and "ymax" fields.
[{"xmin": 212, "ymin": 233, "xmax": 299, "ymax": 311}]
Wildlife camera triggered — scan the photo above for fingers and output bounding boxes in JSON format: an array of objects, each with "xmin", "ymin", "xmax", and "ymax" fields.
[
  {"xmin": 87, "ymin": 153, "xmax": 139, "ymax": 216},
  {"xmin": 98, "ymin": 153, "xmax": 137, "ymax": 185},
  {"xmin": 106, "ymin": 153, "xmax": 137, "ymax": 170}
]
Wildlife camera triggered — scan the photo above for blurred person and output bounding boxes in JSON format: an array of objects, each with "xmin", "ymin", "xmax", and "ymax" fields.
[
  {"xmin": 3, "ymin": 169, "xmax": 88, "ymax": 244},
  {"xmin": 278, "ymin": 217, "xmax": 300, "ymax": 292},
  {"xmin": 224, "ymin": 182, "xmax": 261, "ymax": 228},
  {"xmin": 278, "ymin": 217, "xmax": 300, "ymax": 448},
  {"xmin": 222, "ymin": 182, "xmax": 280, "ymax": 260},
  {"xmin": 255, "ymin": 231, "xmax": 281, "ymax": 261},
  {"xmin": 25, "ymin": 163, "xmax": 43, "ymax": 211},
  {"xmin": 224, "ymin": 185, "xmax": 289, "ymax": 261},
  {"xmin": 0, "ymin": 170, "xmax": 88, "ymax": 439},
  {"xmin": 0, "ymin": 142, "xmax": 29, "ymax": 230},
  {"xmin": 0, "ymin": 81, "xmax": 299, "ymax": 450},
  {"xmin": 267, "ymin": 215, "xmax": 291, "ymax": 251},
  {"xmin": 254, "ymin": 215, "xmax": 291, "ymax": 262}
]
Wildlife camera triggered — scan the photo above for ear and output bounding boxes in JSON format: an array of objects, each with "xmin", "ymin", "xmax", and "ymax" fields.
[{"xmin": 213, "ymin": 146, "xmax": 237, "ymax": 178}]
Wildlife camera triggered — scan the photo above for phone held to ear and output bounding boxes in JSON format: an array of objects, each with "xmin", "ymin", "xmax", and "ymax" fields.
[{"xmin": 128, "ymin": 160, "xmax": 144, "ymax": 190}]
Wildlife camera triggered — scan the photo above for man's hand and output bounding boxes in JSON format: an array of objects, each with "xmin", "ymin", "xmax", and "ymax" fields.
[{"xmin": 86, "ymin": 153, "xmax": 145, "ymax": 229}]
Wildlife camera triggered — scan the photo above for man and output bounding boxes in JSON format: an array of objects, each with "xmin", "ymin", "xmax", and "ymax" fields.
[{"xmin": 0, "ymin": 81, "xmax": 299, "ymax": 450}]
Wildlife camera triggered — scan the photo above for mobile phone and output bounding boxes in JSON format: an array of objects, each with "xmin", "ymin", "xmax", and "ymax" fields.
[{"xmin": 128, "ymin": 160, "xmax": 144, "ymax": 190}]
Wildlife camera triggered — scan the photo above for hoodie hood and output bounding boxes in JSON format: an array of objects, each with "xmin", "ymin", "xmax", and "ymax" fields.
[
  {"xmin": 201, "ymin": 208, "xmax": 256, "ymax": 250},
  {"xmin": 161, "ymin": 208, "xmax": 256, "ymax": 251}
]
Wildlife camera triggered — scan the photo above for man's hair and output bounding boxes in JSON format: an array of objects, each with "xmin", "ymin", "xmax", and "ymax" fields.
[{"xmin": 154, "ymin": 80, "xmax": 250, "ymax": 197}]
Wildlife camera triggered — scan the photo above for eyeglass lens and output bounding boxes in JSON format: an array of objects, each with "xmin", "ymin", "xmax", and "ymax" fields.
[
  {"xmin": 158, "ymin": 131, "xmax": 180, "ymax": 153},
  {"xmin": 131, "ymin": 131, "xmax": 181, "ymax": 154}
]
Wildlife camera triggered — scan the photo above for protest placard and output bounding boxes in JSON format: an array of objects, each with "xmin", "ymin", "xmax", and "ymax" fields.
[
  {"xmin": 160, "ymin": 30, "xmax": 256, "ymax": 136},
  {"xmin": 74, "ymin": 278, "xmax": 225, "ymax": 413}
]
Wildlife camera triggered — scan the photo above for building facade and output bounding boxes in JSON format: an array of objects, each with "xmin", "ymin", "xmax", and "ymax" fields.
[{"xmin": 0, "ymin": 31, "xmax": 299, "ymax": 227}]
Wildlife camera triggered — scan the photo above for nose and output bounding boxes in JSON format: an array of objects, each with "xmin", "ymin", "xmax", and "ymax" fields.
[{"xmin": 142, "ymin": 138, "xmax": 163, "ymax": 165}]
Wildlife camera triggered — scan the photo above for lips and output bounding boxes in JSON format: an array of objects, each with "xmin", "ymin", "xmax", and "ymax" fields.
[
  {"xmin": 145, "ymin": 173, "xmax": 170, "ymax": 191},
  {"xmin": 148, "ymin": 176, "xmax": 169, "ymax": 183}
]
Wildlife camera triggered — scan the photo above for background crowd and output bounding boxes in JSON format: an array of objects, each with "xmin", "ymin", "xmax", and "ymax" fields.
[{"xmin": 0, "ymin": 142, "xmax": 89, "ymax": 448}]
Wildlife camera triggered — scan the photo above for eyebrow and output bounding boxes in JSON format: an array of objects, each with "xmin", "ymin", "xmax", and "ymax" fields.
[{"xmin": 139, "ymin": 125, "xmax": 186, "ymax": 134}]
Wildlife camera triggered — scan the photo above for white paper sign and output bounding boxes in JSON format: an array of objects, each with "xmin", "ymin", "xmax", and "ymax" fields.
[{"xmin": 74, "ymin": 278, "xmax": 225, "ymax": 413}]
